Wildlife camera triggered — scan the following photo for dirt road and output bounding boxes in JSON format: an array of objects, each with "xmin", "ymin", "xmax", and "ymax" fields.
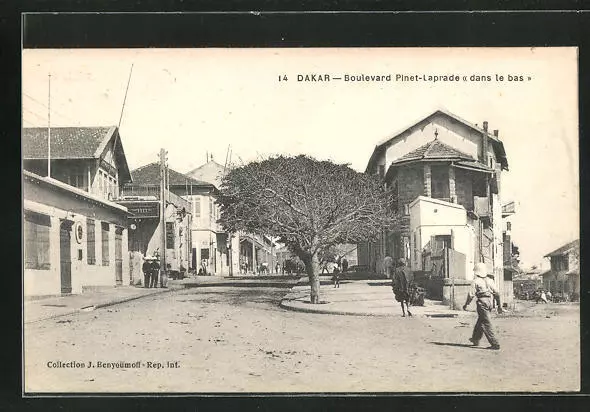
[{"xmin": 24, "ymin": 287, "xmax": 580, "ymax": 393}]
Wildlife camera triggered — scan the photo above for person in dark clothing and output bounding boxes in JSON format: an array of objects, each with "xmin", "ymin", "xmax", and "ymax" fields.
[
  {"xmin": 392, "ymin": 258, "xmax": 414, "ymax": 317},
  {"xmin": 150, "ymin": 259, "xmax": 160, "ymax": 288},
  {"xmin": 332, "ymin": 266, "xmax": 341, "ymax": 288},
  {"xmin": 341, "ymin": 257, "xmax": 349, "ymax": 273},
  {"xmin": 142, "ymin": 257, "xmax": 152, "ymax": 288}
]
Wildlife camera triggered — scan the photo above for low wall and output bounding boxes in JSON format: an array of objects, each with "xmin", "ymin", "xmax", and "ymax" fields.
[
  {"xmin": 442, "ymin": 278, "xmax": 472, "ymax": 310},
  {"xmin": 413, "ymin": 271, "xmax": 444, "ymax": 300}
]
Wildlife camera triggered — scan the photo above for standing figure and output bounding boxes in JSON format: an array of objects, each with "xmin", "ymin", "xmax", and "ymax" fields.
[
  {"xmin": 332, "ymin": 266, "xmax": 341, "ymax": 288},
  {"xmin": 341, "ymin": 257, "xmax": 349, "ymax": 274},
  {"xmin": 463, "ymin": 263, "xmax": 502, "ymax": 350},
  {"xmin": 383, "ymin": 255, "xmax": 394, "ymax": 279},
  {"xmin": 150, "ymin": 258, "xmax": 160, "ymax": 288},
  {"xmin": 142, "ymin": 257, "xmax": 152, "ymax": 288},
  {"xmin": 392, "ymin": 258, "xmax": 414, "ymax": 317},
  {"xmin": 201, "ymin": 259, "xmax": 208, "ymax": 276}
]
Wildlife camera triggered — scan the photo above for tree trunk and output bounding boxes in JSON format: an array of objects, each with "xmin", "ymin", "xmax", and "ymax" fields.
[{"xmin": 304, "ymin": 253, "xmax": 321, "ymax": 304}]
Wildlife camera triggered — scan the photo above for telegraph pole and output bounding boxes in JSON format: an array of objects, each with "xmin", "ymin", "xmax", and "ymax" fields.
[
  {"xmin": 47, "ymin": 74, "xmax": 51, "ymax": 177},
  {"xmin": 160, "ymin": 148, "xmax": 168, "ymax": 287}
]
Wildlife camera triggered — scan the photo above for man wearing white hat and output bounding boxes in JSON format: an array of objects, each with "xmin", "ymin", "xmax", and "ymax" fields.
[{"xmin": 463, "ymin": 262, "xmax": 503, "ymax": 350}]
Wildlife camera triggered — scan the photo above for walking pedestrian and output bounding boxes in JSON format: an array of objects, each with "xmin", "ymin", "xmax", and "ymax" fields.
[
  {"xmin": 392, "ymin": 258, "xmax": 413, "ymax": 317},
  {"xmin": 150, "ymin": 258, "xmax": 160, "ymax": 288},
  {"xmin": 463, "ymin": 263, "xmax": 502, "ymax": 350},
  {"xmin": 142, "ymin": 256, "xmax": 152, "ymax": 288}
]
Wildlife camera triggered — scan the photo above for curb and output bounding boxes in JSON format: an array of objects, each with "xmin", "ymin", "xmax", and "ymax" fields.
[
  {"xmin": 279, "ymin": 300, "xmax": 391, "ymax": 317},
  {"xmin": 93, "ymin": 287, "xmax": 177, "ymax": 309},
  {"xmin": 279, "ymin": 299, "xmax": 470, "ymax": 318},
  {"xmin": 182, "ymin": 282, "xmax": 299, "ymax": 289},
  {"xmin": 25, "ymin": 287, "xmax": 178, "ymax": 324}
]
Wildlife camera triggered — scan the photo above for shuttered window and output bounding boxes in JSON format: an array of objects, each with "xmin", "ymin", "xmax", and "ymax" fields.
[
  {"xmin": 24, "ymin": 211, "xmax": 51, "ymax": 270},
  {"xmin": 166, "ymin": 222, "xmax": 174, "ymax": 249},
  {"xmin": 87, "ymin": 219, "xmax": 96, "ymax": 265},
  {"xmin": 101, "ymin": 222, "xmax": 110, "ymax": 266},
  {"xmin": 194, "ymin": 197, "xmax": 201, "ymax": 217}
]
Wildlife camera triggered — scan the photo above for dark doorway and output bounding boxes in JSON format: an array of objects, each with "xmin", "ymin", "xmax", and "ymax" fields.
[
  {"xmin": 59, "ymin": 220, "xmax": 73, "ymax": 294},
  {"xmin": 115, "ymin": 227, "xmax": 123, "ymax": 285},
  {"xmin": 192, "ymin": 248, "xmax": 197, "ymax": 270}
]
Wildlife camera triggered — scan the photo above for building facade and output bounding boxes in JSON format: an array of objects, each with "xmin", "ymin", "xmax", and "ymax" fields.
[
  {"xmin": 541, "ymin": 239, "xmax": 580, "ymax": 300},
  {"xmin": 23, "ymin": 126, "xmax": 132, "ymax": 296},
  {"xmin": 119, "ymin": 163, "xmax": 198, "ymax": 279},
  {"xmin": 186, "ymin": 159, "xmax": 276, "ymax": 275},
  {"xmin": 359, "ymin": 109, "xmax": 512, "ymax": 306}
]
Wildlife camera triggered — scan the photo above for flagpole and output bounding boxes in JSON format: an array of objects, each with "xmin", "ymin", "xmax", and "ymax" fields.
[{"xmin": 47, "ymin": 74, "xmax": 51, "ymax": 177}]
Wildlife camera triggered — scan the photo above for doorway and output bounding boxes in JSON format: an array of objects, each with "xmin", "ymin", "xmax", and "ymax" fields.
[
  {"xmin": 115, "ymin": 227, "xmax": 123, "ymax": 285},
  {"xmin": 59, "ymin": 220, "xmax": 73, "ymax": 294}
]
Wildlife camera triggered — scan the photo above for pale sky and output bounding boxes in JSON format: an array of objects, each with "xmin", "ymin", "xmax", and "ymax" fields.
[{"xmin": 22, "ymin": 48, "xmax": 579, "ymax": 269}]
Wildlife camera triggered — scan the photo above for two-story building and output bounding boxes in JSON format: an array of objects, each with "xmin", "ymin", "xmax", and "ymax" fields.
[
  {"xmin": 359, "ymin": 109, "xmax": 512, "ymax": 307},
  {"xmin": 186, "ymin": 158, "xmax": 277, "ymax": 275},
  {"xmin": 541, "ymin": 239, "xmax": 580, "ymax": 300},
  {"xmin": 23, "ymin": 126, "xmax": 132, "ymax": 296},
  {"xmin": 118, "ymin": 163, "xmax": 197, "ymax": 280}
]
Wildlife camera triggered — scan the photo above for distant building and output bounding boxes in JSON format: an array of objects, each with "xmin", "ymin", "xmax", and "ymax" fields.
[
  {"xmin": 119, "ymin": 163, "xmax": 198, "ymax": 278},
  {"xmin": 23, "ymin": 126, "xmax": 132, "ymax": 296},
  {"xmin": 541, "ymin": 239, "xmax": 580, "ymax": 299},
  {"xmin": 359, "ymin": 109, "xmax": 512, "ymax": 307},
  {"xmin": 186, "ymin": 159, "xmax": 277, "ymax": 275}
]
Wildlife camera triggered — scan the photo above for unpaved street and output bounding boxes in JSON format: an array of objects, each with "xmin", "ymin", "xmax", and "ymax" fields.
[{"xmin": 24, "ymin": 286, "xmax": 580, "ymax": 393}]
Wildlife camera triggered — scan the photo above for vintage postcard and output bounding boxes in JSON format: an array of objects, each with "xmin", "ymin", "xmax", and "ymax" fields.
[{"xmin": 22, "ymin": 47, "xmax": 579, "ymax": 393}]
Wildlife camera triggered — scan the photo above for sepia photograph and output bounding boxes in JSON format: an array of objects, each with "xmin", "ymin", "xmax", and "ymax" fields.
[{"xmin": 22, "ymin": 47, "xmax": 579, "ymax": 393}]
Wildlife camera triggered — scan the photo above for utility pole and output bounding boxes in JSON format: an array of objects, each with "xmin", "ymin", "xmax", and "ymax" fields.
[
  {"xmin": 160, "ymin": 148, "xmax": 168, "ymax": 287},
  {"xmin": 47, "ymin": 74, "xmax": 51, "ymax": 177}
]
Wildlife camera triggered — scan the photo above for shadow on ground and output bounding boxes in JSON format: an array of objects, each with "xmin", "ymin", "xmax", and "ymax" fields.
[
  {"xmin": 430, "ymin": 341, "xmax": 492, "ymax": 350},
  {"xmin": 179, "ymin": 287, "xmax": 289, "ymax": 308}
]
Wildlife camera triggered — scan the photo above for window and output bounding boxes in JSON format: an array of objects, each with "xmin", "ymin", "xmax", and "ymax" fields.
[
  {"xmin": 98, "ymin": 171, "xmax": 104, "ymax": 195},
  {"xmin": 552, "ymin": 255, "xmax": 569, "ymax": 271},
  {"xmin": 194, "ymin": 197, "xmax": 201, "ymax": 217},
  {"xmin": 87, "ymin": 219, "xmax": 96, "ymax": 264},
  {"xmin": 101, "ymin": 222, "xmax": 110, "ymax": 265},
  {"xmin": 24, "ymin": 212, "xmax": 51, "ymax": 270},
  {"xmin": 403, "ymin": 204, "xmax": 410, "ymax": 216},
  {"xmin": 68, "ymin": 172, "xmax": 86, "ymax": 191},
  {"xmin": 166, "ymin": 222, "xmax": 175, "ymax": 249}
]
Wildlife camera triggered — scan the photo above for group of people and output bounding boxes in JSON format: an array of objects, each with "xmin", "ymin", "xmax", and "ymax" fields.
[
  {"xmin": 141, "ymin": 256, "xmax": 161, "ymax": 288},
  {"xmin": 386, "ymin": 255, "xmax": 503, "ymax": 350},
  {"xmin": 329, "ymin": 257, "xmax": 349, "ymax": 288},
  {"xmin": 535, "ymin": 289, "xmax": 551, "ymax": 303}
]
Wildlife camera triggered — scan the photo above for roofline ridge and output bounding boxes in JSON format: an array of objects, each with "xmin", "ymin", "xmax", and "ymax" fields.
[{"xmin": 131, "ymin": 161, "xmax": 159, "ymax": 173}]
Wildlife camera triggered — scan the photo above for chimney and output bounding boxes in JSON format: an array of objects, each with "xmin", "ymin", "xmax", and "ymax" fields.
[
  {"xmin": 493, "ymin": 129, "xmax": 499, "ymax": 138},
  {"xmin": 482, "ymin": 121, "xmax": 489, "ymax": 165}
]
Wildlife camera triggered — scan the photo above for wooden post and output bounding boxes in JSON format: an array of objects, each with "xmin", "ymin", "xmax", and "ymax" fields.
[{"xmin": 160, "ymin": 148, "xmax": 168, "ymax": 286}]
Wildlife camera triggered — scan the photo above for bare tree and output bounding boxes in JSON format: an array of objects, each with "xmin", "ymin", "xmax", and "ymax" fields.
[{"xmin": 217, "ymin": 155, "xmax": 396, "ymax": 303}]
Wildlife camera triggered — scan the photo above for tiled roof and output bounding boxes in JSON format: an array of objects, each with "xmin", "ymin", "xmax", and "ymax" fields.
[
  {"xmin": 366, "ymin": 109, "xmax": 509, "ymax": 172},
  {"xmin": 130, "ymin": 162, "xmax": 211, "ymax": 187},
  {"xmin": 392, "ymin": 139, "xmax": 473, "ymax": 165},
  {"xmin": 544, "ymin": 239, "xmax": 579, "ymax": 258},
  {"xmin": 186, "ymin": 160, "xmax": 227, "ymax": 188},
  {"xmin": 22, "ymin": 127, "xmax": 115, "ymax": 159}
]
